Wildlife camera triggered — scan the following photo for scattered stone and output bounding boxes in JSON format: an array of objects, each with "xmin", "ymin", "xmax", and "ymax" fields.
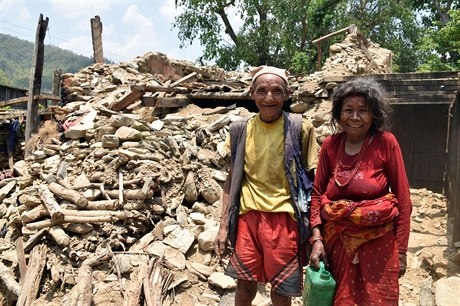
[
  {"xmin": 435, "ymin": 276, "xmax": 460, "ymax": 306},
  {"xmin": 208, "ymin": 272, "xmax": 236, "ymax": 289},
  {"xmin": 198, "ymin": 227, "xmax": 218, "ymax": 252},
  {"xmin": 101, "ymin": 135, "xmax": 119, "ymax": 148},
  {"xmin": 115, "ymin": 126, "xmax": 142, "ymax": 141}
]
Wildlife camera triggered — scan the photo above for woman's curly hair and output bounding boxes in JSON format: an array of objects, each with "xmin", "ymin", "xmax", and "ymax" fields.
[{"xmin": 330, "ymin": 78, "xmax": 392, "ymax": 133}]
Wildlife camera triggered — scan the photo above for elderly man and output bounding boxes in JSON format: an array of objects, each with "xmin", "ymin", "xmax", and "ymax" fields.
[{"xmin": 214, "ymin": 66, "xmax": 318, "ymax": 306}]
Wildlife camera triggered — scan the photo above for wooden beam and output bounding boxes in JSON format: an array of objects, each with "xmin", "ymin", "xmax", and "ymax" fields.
[
  {"xmin": 389, "ymin": 98, "xmax": 453, "ymax": 105},
  {"xmin": 187, "ymin": 92, "xmax": 251, "ymax": 100},
  {"xmin": 0, "ymin": 110, "xmax": 55, "ymax": 120},
  {"xmin": 142, "ymin": 96, "xmax": 191, "ymax": 108},
  {"xmin": 25, "ymin": 14, "xmax": 48, "ymax": 142},
  {"xmin": 0, "ymin": 94, "xmax": 60, "ymax": 108},
  {"xmin": 312, "ymin": 24, "xmax": 356, "ymax": 44},
  {"xmin": 169, "ymin": 72, "xmax": 197, "ymax": 88},
  {"xmin": 359, "ymin": 42, "xmax": 379, "ymax": 69},
  {"xmin": 91, "ymin": 15, "xmax": 104, "ymax": 64},
  {"xmin": 111, "ymin": 89, "xmax": 145, "ymax": 111},
  {"xmin": 130, "ymin": 85, "xmax": 188, "ymax": 93}
]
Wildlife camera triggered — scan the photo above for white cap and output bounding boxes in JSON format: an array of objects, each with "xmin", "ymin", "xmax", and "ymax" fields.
[{"xmin": 250, "ymin": 66, "xmax": 290, "ymax": 85}]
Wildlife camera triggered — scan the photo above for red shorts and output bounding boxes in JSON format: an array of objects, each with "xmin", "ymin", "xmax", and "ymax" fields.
[{"xmin": 225, "ymin": 210, "xmax": 303, "ymax": 297}]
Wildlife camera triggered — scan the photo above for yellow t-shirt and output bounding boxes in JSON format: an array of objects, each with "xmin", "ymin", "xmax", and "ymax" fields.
[{"xmin": 224, "ymin": 113, "xmax": 318, "ymax": 219}]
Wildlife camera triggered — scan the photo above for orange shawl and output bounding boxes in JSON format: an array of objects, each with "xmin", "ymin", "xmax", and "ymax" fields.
[{"xmin": 320, "ymin": 193, "xmax": 398, "ymax": 259}]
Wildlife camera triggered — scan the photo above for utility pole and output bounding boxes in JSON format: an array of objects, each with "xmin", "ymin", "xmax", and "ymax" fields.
[
  {"xmin": 91, "ymin": 15, "xmax": 104, "ymax": 63},
  {"xmin": 25, "ymin": 14, "xmax": 48, "ymax": 142}
]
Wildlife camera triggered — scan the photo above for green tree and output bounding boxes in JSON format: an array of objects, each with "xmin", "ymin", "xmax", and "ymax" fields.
[
  {"xmin": 174, "ymin": 0, "xmax": 341, "ymax": 71},
  {"xmin": 174, "ymin": 0, "xmax": 428, "ymax": 73},
  {"xmin": 411, "ymin": 0, "xmax": 460, "ymax": 71},
  {"xmin": 417, "ymin": 9, "xmax": 460, "ymax": 71}
]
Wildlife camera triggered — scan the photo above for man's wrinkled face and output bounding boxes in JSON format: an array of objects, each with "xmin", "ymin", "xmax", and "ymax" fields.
[{"xmin": 250, "ymin": 74, "xmax": 289, "ymax": 123}]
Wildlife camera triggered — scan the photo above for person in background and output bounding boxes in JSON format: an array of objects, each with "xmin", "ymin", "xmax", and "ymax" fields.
[
  {"xmin": 309, "ymin": 78, "xmax": 412, "ymax": 305},
  {"xmin": 214, "ymin": 66, "xmax": 318, "ymax": 306}
]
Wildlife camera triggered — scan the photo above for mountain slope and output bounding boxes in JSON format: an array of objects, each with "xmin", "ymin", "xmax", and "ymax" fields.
[{"xmin": 0, "ymin": 33, "xmax": 95, "ymax": 92}]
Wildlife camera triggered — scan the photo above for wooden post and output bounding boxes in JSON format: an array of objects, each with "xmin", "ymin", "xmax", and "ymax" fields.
[
  {"xmin": 25, "ymin": 14, "xmax": 48, "ymax": 143},
  {"xmin": 91, "ymin": 15, "xmax": 104, "ymax": 64},
  {"xmin": 52, "ymin": 69, "xmax": 62, "ymax": 98},
  {"xmin": 448, "ymin": 85, "xmax": 460, "ymax": 245},
  {"xmin": 316, "ymin": 43, "xmax": 321, "ymax": 71}
]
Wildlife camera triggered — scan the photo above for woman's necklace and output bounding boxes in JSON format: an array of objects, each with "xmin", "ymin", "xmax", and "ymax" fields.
[{"xmin": 334, "ymin": 133, "xmax": 372, "ymax": 188}]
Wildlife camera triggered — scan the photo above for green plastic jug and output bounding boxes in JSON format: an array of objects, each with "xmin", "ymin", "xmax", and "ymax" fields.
[{"xmin": 303, "ymin": 261, "xmax": 336, "ymax": 306}]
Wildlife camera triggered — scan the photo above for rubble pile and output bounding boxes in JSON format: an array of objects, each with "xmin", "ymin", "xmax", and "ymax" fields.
[
  {"xmin": 321, "ymin": 33, "xmax": 393, "ymax": 76},
  {"xmin": 0, "ymin": 97, "xmax": 253, "ymax": 304},
  {"xmin": 0, "ymin": 34, "xmax": 457, "ymax": 306}
]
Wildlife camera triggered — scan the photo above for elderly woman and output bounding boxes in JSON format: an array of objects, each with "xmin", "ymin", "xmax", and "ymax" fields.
[{"xmin": 308, "ymin": 78, "xmax": 412, "ymax": 305}]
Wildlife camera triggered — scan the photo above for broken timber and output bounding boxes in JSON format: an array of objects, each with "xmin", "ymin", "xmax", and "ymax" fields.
[
  {"xmin": 16, "ymin": 244, "xmax": 47, "ymax": 306},
  {"xmin": 0, "ymin": 93, "xmax": 60, "ymax": 108},
  {"xmin": 110, "ymin": 85, "xmax": 188, "ymax": 111}
]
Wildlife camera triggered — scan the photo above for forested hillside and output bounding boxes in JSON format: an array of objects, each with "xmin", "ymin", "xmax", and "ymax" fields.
[{"xmin": 0, "ymin": 33, "xmax": 94, "ymax": 92}]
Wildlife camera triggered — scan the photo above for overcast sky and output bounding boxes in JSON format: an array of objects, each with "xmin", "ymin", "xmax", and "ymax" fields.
[{"xmin": 0, "ymin": 0, "xmax": 205, "ymax": 63}]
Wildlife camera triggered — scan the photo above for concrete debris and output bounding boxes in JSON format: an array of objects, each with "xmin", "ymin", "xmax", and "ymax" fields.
[{"xmin": 0, "ymin": 35, "xmax": 456, "ymax": 306}]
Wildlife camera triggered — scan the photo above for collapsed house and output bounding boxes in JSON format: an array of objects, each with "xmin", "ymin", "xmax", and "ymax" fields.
[{"xmin": 0, "ymin": 34, "xmax": 457, "ymax": 305}]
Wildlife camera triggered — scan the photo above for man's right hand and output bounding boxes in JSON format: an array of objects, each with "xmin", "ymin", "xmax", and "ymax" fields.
[{"xmin": 214, "ymin": 227, "xmax": 228, "ymax": 258}]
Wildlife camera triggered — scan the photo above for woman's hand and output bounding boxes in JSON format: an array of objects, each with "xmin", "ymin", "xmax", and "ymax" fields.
[
  {"xmin": 213, "ymin": 227, "xmax": 228, "ymax": 259},
  {"xmin": 308, "ymin": 240, "xmax": 328, "ymax": 269},
  {"xmin": 398, "ymin": 253, "xmax": 407, "ymax": 277}
]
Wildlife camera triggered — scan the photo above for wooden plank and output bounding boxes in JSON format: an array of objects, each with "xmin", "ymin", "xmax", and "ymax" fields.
[
  {"xmin": 384, "ymin": 85, "xmax": 458, "ymax": 92},
  {"xmin": 323, "ymin": 72, "xmax": 459, "ymax": 84},
  {"xmin": 169, "ymin": 72, "xmax": 197, "ymax": 88},
  {"xmin": 25, "ymin": 14, "xmax": 48, "ymax": 142},
  {"xmin": 379, "ymin": 80, "xmax": 459, "ymax": 87},
  {"xmin": 0, "ymin": 94, "xmax": 60, "ymax": 108},
  {"xmin": 389, "ymin": 93, "xmax": 457, "ymax": 99},
  {"xmin": 389, "ymin": 98, "xmax": 453, "ymax": 104},
  {"xmin": 187, "ymin": 92, "xmax": 251, "ymax": 100},
  {"xmin": 180, "ymin": 66, "xmax": 214, "ymax": 79},
  {"xmin": 130, "ymin": 85, "xmax": 188, "ymax": 93},
  {"xmin": 142, "ymin": 96, "xmax": 191, "ymax": 108},
  {"xmin": 359, "ymin": 42, "xmax": 379, "ymax": 69},
  {"xmin": 366, "ymin": 71, "xmax": 459, "ymax": 80},
  {"xmin": 0, "ymin": 110, "xmax": 54, "ymax": 120},
  {"xmin": 16, "ymin": 244, "xmax": 47, "ymax": 306},
  {"xmin": 15, "ymin": 237, "xmax": 27, "ymax": 282},
  {"xmin": 111, "ymin": 89, "xmax": 145, "ymax": 111},
  {"xmin": 312, "ymin": 25, "xmax": 355, "ymax": 44}
]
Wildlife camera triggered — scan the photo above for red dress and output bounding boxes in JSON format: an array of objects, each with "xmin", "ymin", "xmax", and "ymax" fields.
[{"xmin": 311, "ymin": 131, "xmax": 412, "ymax": 306}]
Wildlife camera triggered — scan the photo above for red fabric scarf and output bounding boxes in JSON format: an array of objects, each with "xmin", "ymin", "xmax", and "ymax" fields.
[{"xmin": 320, "ymin": 193, "xmax": 398, "ymax": 259}]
